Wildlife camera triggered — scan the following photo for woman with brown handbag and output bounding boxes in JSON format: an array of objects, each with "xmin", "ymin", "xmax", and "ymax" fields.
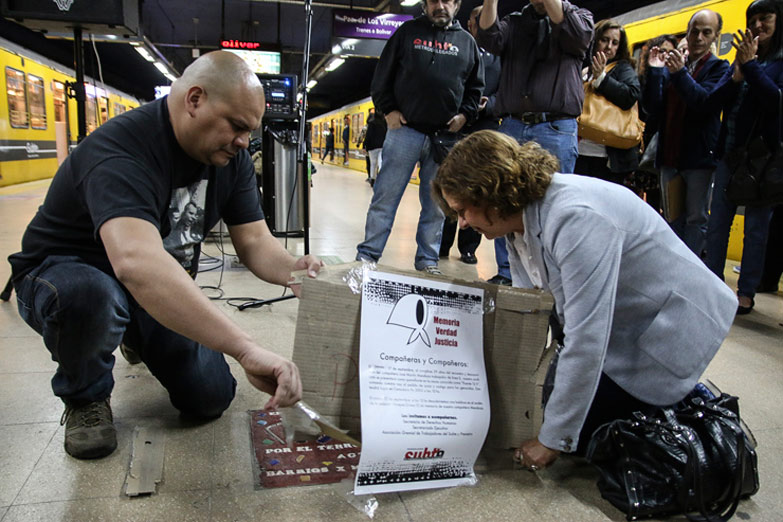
[{"xmin": 574, "ymin": 19, "xmax": 641, "ymax": 186}]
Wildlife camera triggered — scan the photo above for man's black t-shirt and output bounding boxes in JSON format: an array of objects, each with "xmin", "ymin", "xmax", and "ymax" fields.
[{"xmin": 9, "ymin": 97, "xmax": 264, "ymax": 281}]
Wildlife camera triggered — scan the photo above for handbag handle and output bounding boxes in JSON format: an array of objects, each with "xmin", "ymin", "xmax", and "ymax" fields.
[{"xmin": 683, "ymin": 403, "xmax": 747, "ymax": 522}]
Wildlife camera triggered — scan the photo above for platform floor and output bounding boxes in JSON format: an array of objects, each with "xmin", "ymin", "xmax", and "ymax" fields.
[{"xmin": 1, "ymin": 163, "xmax": 781, "ymax": 521}]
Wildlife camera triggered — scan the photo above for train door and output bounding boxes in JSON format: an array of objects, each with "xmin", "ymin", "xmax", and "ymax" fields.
[{"xmin": 52, "ymin": 80, "xmax": 69, "ymax": 164}]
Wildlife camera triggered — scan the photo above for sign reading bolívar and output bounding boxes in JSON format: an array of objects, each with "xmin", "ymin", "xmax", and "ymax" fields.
[{"xmin": 354, "ymin": 271, "xmax": 489, "ymax": 494}]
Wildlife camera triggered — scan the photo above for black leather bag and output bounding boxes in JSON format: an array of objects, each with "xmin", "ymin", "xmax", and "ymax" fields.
[
  {"xmin": 429, "ymin": 131, "xmax": 462, "ymax": 164},
  {"xmin": 725, "ymin": 89, "xmax": 783, "ymax": 207},
  {"xmin": 586, "ymin": 393, "xmax": 759, "ymax": 522},
  {"xmin": 725, "ymin": 136, "xmax": 783, "ymax": 207}
]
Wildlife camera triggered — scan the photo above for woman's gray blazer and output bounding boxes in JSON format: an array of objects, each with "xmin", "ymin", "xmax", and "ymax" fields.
[{"xmin": 507, "ymin": 173, "xmax": 737, "ymax": 452}]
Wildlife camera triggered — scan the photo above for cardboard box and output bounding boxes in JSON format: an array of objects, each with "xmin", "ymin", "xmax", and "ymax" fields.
[{"xmin": 292, "ymin": 263, "xmax": 555, "ymax": 450}]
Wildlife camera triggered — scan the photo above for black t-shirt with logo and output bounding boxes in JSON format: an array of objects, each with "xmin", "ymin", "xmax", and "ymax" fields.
[{"xmin": 9, "ymin": 97, "xmax": 264, "ymax": 281}]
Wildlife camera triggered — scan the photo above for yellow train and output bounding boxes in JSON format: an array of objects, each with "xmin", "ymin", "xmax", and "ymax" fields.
[
  {"xmin": 309, "ymin": 96, "xmax": 376, "ymax": 174},
  {"xmin": 1, "ymin": 36, "xmax": 141, "ymax": 187}
]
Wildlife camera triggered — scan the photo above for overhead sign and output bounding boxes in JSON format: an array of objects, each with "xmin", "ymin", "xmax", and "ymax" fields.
[{"xmin": 333, "ymin": 10, "xmax": 412, "ymax": 41}]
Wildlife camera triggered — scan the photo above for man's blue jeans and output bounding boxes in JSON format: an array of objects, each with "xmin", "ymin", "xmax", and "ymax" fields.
[
  {"xmin": 660, "ymin": 166, "xmax": 714, "ymax": 255},
  {"xmin": 356, "ymin": 126, "xmax": 444, "ymax": 270},
  {"xmin": 705, "ymin": 161, "xmax": 773, "ymax": 298},
  {"xmin": 494, "ymin": 116, "xmax": 579, "ymax": 279},
  {"xmin": 14, "ymin": 255, "xmax": 236, "ymax": 415}
]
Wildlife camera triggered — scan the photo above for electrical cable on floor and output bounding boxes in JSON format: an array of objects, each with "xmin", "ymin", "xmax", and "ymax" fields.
[{"xmin": 198, "ymin": 219, "xmax": 295, "ymax": 309}]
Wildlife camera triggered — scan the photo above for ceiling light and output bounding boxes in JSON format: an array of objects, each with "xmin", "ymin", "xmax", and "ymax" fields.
[
  {"xmin": 325, "ymin": 58, "xmax": 345, "ymax": 72},
  {"xmin": 306, "ymin": 79, "xmax": 317, "ymax": 89},
  {"xmin": 134, "ymin": 45, "xmax": 155, "ymax": 62},
  {"xmin": 400, "ymin": 0, "xmax": 419, "ymax": 5}
]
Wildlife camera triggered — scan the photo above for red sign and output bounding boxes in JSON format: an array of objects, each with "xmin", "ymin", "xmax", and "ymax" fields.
[
  {"xmin": 220, "ymin": 39, "xmax": 261, "ymax": 50},
  {"xmin": 249, "ymin": 410, "xmax": 362, "ymax": 488}
]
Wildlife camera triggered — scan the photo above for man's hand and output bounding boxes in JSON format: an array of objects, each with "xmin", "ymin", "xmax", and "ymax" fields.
[
  {"xmin": 515, "ymin": 437, "xmax": 560, "ymax": 470},
  {"xmin": 236, "ymin": 346, "xmax": 302, "ymax": 409},
  {"xmin": 287, "ymin": 254, "xmax": 324, "ymax": 297},
  {"xmin": 385, "ymin": 110, "xmax": 407, "ymax": 130},
  {"xmin": 478, "ymin": 96, "xmax": 489, "ymax": 111},
  {"xmin": 665, "ymin": 49, "xmax": 686, "ymax": 73},
  {"xmin": 447, "ymin": 113, "xmax": 467, "ymax": 133}
]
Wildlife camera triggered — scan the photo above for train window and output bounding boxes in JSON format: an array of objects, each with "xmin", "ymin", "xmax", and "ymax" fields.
[
  {"xmin": 98, "ymin": 97, "xmax": 109, "ymax": 124},
  {"xmin": 113, "ymin": 102, "xmax": 126, "ymax": 116},
  {"xmin": 5, "ymin": 67, "xmax": 28, "ymax": 128},
  {"xmin": 53, "ymin": 81, "xmax": 66, "ymax": 123},
  {"xmin": 27, "ymin": 74, "xmax": 46, "ymax": 130}
]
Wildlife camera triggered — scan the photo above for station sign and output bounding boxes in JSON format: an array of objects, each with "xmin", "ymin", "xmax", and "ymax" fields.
[{"xmin": 333, "ymin": 10, "xmax": 412, "ymax": 41}]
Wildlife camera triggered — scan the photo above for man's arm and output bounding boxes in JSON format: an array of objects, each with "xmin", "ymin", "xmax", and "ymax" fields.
[
  {"xmin": 228, "ymin": 219, "xmax": 321, "ymax": 294},
  {"xmin": 550, "ymin": 1, "xmax": 593, "ymax": 56},
  {"xmin": 541, "ymin": 0, "xmax": 564, "ymax": 24},
  {"xmin": 478, "ymin": 0, "xmax": 498, "ymax": 30},
  {"xmin": 670, "ymin": 58, "xmax": 731, "ymax": 109},
  {"xmin": 100, "ymin": 216, "xmax": 302, "ymax": 409}
]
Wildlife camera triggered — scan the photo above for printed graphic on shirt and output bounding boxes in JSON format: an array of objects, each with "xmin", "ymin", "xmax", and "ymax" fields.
[
  {"xmin": 163, "ymin": 180, "xmax": 207, "ymax": 274},
  {"xmin": 412, "ymin": 38, "xmax": 460, "ymax": 56}
]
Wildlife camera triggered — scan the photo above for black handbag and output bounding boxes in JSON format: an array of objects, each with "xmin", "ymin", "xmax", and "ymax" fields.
[
  {"xmin": 725, "ymin": 89, "xmax": 783, "ymax": 207},
  {"xmin": 429, "ymin": 130, "xmax": 462, "ymax": 164},
  {"xmin": 586, "ymin": 392, "xmax": 759, "ymax": 522}
]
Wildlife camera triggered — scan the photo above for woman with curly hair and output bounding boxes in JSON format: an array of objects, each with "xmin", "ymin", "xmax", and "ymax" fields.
[{"xmin": 432, "ymin": 130, "xmax": 737, "ymax": 472}]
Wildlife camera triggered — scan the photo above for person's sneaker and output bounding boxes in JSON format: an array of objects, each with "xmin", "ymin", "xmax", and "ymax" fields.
[
  {"xmin": 419, "ymin": 265, "xmax": 443, "ymax": 276},
  {"xmin": 61, "ymin": 399, "xmax": 117, "ymax": 459},
  {"xmin": 460, "ymin": 252, "xmax": 478, "ymax": 265},
  {"xmin": 487, "ymin": 274, "xmax": 512, "ymax": 286},
  {"xmin": 119, "ymin": 343, "xmax": 142, "ymax": 365}
]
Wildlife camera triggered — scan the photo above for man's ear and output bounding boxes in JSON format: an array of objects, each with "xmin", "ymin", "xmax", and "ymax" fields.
[{"xmin": 184, "ymin": 86, "xmax": 206, "ymax": 118}]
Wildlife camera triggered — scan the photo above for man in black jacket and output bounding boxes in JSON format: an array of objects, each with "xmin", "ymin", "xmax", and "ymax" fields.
[
  {"xmin": 643, "ymin": 9, "xmax": 729, "ymax": 256},
  {"xmin": 356, "ymin": 0, "xmax": 484, "ymax": 274},
  {"xmin": 440, "ymin": 5, "xmax": 500, "ymax": 265}
]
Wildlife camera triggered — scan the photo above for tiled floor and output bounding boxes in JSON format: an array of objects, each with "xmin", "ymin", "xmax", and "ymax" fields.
[{"xmin": 1, "ymin": 165, "xmax": 781, "ymax": 521}]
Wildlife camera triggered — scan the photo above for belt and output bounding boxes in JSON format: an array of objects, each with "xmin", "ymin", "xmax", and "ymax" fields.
[{"xmin": 513, "ymin": 112, "xmax": 570, "ymax": 125}]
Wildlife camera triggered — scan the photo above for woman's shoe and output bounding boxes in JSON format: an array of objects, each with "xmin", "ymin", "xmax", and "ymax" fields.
[{"xmin": 737, "ymin": 297, "xmax": 755, "ymax": 315}]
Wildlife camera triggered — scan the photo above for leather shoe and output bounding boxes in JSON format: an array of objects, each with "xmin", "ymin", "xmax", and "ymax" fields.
[
  {"xmin": 487, "ymin": 274, "xmax": 512, "ymax": 286},
  {"xmin": 737, "ymin": 298, "xmax": 755, "ymax": 315},
  {"xmin": 460, "ymin": 252, "xmax": 477, "ymax": 265}
]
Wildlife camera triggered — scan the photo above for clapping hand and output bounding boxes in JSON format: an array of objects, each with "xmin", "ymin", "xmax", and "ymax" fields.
[{"xmin": 732, "ymin": 28, "xmax": 758, "ymax": 65}]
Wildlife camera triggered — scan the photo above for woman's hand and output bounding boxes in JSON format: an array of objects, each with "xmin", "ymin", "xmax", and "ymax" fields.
[
  {"xmin": 732, "ymin": 28, "xmax": 758, "ymax": 65},
  {"xmin": 732, "ymin": 60, "xmax": 745, "ymax": 83},
  {"xmin": 648, "ymin": 46, "xmax": 667, "ymax": 68},
  {"xmin": 515, "ymin": 437, "xmax": 560, "ymax": 470},
  {"xmin": 591, "ymin": 51, "xmax": 607, "ymax": 78}
]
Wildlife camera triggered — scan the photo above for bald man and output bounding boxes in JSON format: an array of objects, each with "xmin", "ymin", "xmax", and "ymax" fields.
[{"xmin": 8, "ymin": 51, "xmax": 321, "ymax": 460}]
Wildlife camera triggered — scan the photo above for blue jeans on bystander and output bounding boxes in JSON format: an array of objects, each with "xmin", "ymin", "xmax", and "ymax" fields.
[
  {"xmin": 493, "ymin": 116, "xmax": 580, "ymax": 280},
  {"xmin": 356, "ymin": 125, "xmax": 445, "ymax": 270},
  {"xmin": 660, "ymin": 166, "xmax": 715, "ymax": 256},
  {"xmin": 705, "ymin": 161, "xmax": 774, "ymax": 298}
]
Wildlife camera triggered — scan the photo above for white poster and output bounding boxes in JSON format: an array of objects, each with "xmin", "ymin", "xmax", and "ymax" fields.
[{"xmin": 354, "ymin": 271, "xmax": 490, "ymax": 494}]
